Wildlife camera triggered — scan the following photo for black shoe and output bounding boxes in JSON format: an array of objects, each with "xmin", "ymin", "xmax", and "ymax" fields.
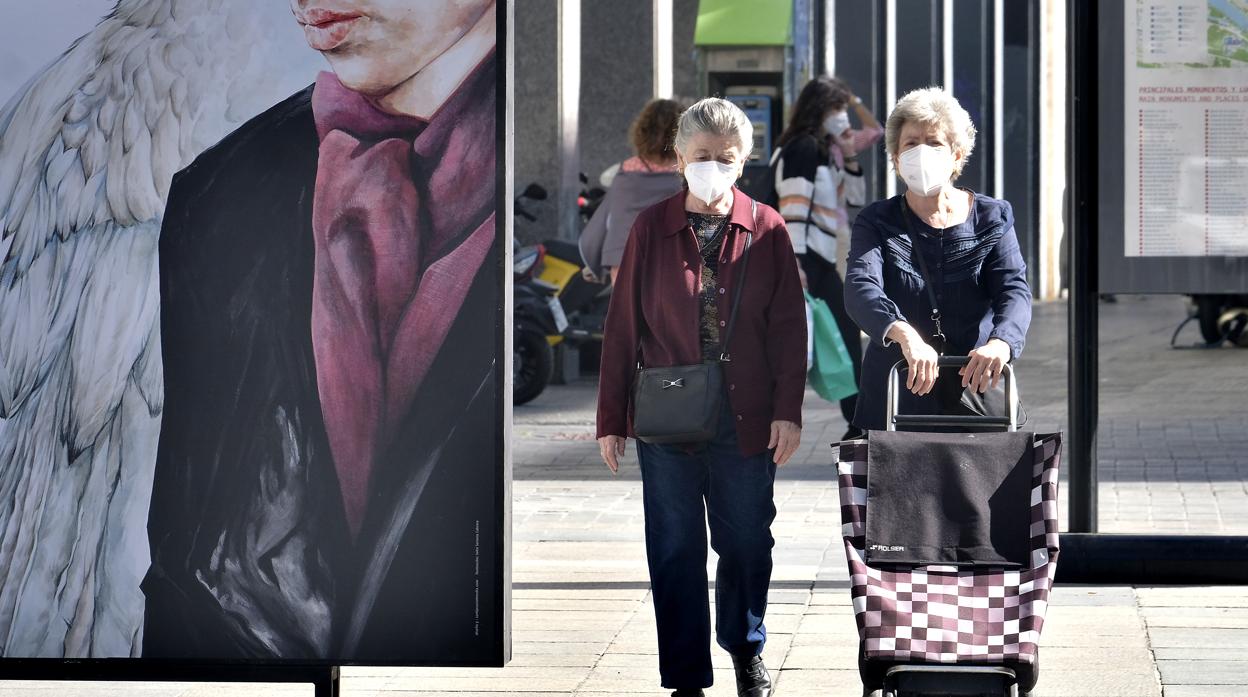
[
  {"xmin": 841, "ymin": 425, "xmax": 866, "ymax": 441},
  {"xmin": 671, "ymin": 690, "xmax": 704, "ymax": 697},
  {"xmin": 731, "ymin": 655, "xmax": 772, "ymax": 697}
]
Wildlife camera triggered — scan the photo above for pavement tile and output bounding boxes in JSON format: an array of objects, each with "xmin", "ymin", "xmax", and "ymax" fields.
[
  {"xmin": 772, "ymin": 668, "xmax": 863, "ymax": 696},
  {"xmin": 0, "ymin": 686, "xmax": 217, "ymax": 697},
  {"xmin": 1147, "ymin": 627, "xmax": 1248, "ymax": 649},
  {"xmin": 1028, "ymin": 669, "xmax": 1162, "ymax": 697},
  {"xmin": 1140, "ymin": 606, "xmax": 1248, "ymax": 628},
  {"xmin": 1163, "ymin": 688, "xmax": 1248, "ymax": 697},
  {"xmin": 1152, "ymin": 647, "xmax": 1248, "ymax": 661},
  {"xmin": 352, "ymin": 693, "xmax": 574, "ymax": 697},
  {"xmin": 1156, "ymin": 659, "xmax": 1248, "ymax": 686}
]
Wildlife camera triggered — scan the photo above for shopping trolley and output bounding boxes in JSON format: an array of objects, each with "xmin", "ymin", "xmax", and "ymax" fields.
[{"xmin": 836, "ymin": 357, "xmax": 1062, "ymax": 697}]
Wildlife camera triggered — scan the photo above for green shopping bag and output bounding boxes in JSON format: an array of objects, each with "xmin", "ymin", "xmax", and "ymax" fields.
[{"xmin": 804, "ymin": 291, "xmax": 858, "ymax": 403}]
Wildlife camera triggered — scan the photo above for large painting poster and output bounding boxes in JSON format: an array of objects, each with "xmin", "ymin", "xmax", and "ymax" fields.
[{"xmin": 0, "ymin": 0, "xmax": 507, "ymax": 665}]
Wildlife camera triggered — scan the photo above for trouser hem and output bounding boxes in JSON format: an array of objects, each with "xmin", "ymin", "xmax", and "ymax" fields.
[{"xmin": 660, "ymin": 671, "xmax": 715, "ymax": 690}]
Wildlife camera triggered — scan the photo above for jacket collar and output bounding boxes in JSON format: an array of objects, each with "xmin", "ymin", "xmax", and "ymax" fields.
[{"xmin": 660, "ymin": 186, "xmax": 757, "ymax": 236}]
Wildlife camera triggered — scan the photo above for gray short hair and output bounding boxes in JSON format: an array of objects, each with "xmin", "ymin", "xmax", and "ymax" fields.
[
  {"xmin": 885, "ymin": 87, "xmax": 977, "ymax": 178},
  {"xmin": 674, "ymin": 98, "xmax": 753, "ymax": 158}
]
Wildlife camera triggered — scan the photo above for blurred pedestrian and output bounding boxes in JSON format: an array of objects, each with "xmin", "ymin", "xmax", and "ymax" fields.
[
  {"xmin": 597, "ymin": 98, "xmax": 806, "ymax": 697},
  {"xmin": 580, "ymin": 98, "xmax": 684, "ymax": 284},
  {"xmin": 844, "ymin": 87, "xmax": 1032, "ymax": 437},
  {"xmin": 769, "ymin": 76, "xmax": 882, "ymax": 438}
]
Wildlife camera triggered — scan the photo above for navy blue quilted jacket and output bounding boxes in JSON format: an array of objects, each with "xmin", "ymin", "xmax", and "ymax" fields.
[{"xmin": 844, "ymin": 191, "xmax": 1032, "ymax": 430}]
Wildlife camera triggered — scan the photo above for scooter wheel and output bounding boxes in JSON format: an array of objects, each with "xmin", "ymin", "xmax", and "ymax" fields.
[{"xmin": 514, "ymin": 329, "xmax": 553, "ymax": 405}]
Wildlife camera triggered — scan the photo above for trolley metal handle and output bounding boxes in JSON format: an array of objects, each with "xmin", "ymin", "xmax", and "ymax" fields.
[{"xmin": 885, "ymin": 356, "xmax": 1019, "ymax": 432}]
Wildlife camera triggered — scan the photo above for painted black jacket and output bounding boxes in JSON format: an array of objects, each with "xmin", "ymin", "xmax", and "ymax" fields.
[{"xmin": 141, "ymin": 85, "xmax": 502, "ymax": 664}]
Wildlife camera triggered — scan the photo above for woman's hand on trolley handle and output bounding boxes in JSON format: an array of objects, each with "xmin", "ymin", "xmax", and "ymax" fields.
[
  {"xmin": 961, "ymin": 338, "xmax": 1011, "ymax": 393},
  {"xmin": 598, "ymin": 435, "xmax": 626, "ymax": 474},
  {"xmin": 769, "ymin": 420, "xmax": 801, "ymax": 466},
  {"xmin": 887, "ymin": 321, "xmax": 940, "ymax": 396}
]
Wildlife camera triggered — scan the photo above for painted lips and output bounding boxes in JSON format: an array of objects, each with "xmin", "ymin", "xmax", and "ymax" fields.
[{"xmin": 297, "ymin": 7, "xmax": 365, "ymax": 51}]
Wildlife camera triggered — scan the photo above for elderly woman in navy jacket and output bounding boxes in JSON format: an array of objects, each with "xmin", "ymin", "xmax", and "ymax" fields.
[{"xmin": 845, "ymin": 87, "xmax": 1032, "ymax": 432}]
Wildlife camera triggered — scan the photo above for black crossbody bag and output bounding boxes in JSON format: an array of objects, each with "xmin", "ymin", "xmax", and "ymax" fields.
[
  {"xmin": 896, "ymin": 197, "xmax": 1027, "ymax": 425},
  {"xmin": 632, "ymin": 201, "xmax": 756, "ymax": 444}
]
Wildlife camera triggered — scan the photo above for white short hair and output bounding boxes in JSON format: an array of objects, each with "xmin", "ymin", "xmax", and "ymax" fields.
[
  {"xmin": 674, "ymin": 98, "xmax": 753, "ymax": 158},
  {"xmin": 885, "ymin": 87, "xmax": 977, "ymax": 178}
]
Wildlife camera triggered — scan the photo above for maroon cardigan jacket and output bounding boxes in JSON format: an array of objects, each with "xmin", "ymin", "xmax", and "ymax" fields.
[{"xmin": 596, "ymin": 188, "xmax": 807, "ymax": 456}]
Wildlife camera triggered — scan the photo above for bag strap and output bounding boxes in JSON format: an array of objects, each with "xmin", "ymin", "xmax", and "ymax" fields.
[
  {"xmin": 719, "ymin": 199, "xmax": 756, "ymax": 362},
  {"xmin": 803, "ymin": 191, "xmax": 816, "ymax": 234},
  {"xmin": 896, "ymin": 196, "xmax": 947, "ymax": 350}
]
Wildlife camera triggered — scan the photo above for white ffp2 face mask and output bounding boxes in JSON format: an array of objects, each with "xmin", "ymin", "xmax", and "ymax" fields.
[
  {"xmin": 684, "ymin": 161, "xmax": 737, "ymax": 204},
  {"xmin": 898, "ymin": 144, "xmax": 955, "ymax": 196},
  {"xmin": 823, "ymin": 110, "xmax": 851, "ymax": 137}
]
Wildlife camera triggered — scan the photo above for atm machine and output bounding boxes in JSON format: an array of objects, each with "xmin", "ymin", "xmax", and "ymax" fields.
[
  {"xmin": 698, "ymin": 48, "xmax": 786, "ymax": 202},
  {"xmin": 694, "ymin": 0, "xmax": 813, "ymax": 202}
]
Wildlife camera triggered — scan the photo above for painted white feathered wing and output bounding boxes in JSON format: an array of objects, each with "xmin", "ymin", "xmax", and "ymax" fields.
[{"xmin": 0, "ymin": 0, "xmax": 323, "ymax": 657}]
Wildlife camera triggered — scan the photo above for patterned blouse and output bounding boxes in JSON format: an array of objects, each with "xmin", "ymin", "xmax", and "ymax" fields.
[{"xmin": 688, "ymin": 212, "xmax": 729, "ymax": 361}]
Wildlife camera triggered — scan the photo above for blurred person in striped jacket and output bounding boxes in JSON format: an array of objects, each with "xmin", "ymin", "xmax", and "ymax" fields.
[{"xmin": 768, "ymin": 76, "xmax": 882, "ymax": 438}]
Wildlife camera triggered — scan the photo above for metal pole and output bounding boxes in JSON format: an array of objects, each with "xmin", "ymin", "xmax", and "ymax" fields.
[
  {"xmin": 821, "ymin": 0, "xmax": 836, "ymax": 77},
  {"xmin": 1066, "ymin": 0, "xmax": 1097, "ymax": 533},
  {"xmin": 557, "ymin": 0, "xmax": 581, "ymax": 242},
  {"xmin": 941, "ymin": 0, "xmax": 953, "ymax": 90},
  {"xmin": 653, "ymin": 0, "xmax": 673, "ymax": 98},
  {"xmin": 884, "ymin": 0, "xmax": 897, "ymax": 198},
  {"xmin": 314, "ymin": 666, "xmax": 341, "ymax": 697},
  {"xmin": 991, "ymin": 0, "xmax": 1004, "ymax": 199}
]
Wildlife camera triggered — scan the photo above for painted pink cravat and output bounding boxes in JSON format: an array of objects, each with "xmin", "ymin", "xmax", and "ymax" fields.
[{"xmin": 309, "ymin": 58, "xmax": 495, "ymax": 538}]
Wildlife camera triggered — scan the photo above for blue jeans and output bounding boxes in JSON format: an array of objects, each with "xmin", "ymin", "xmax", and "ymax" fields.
[{"xmin": 636, "ymin": 403, "xmax": 778, "ymax": 689}]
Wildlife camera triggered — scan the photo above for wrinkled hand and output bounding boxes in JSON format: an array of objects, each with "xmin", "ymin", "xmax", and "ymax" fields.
[
  {"xmin": 768, "ymin": 420, "xmax": 802, "ymax": 466},
  {"xmin": 598, "ymin": 435, "xmax": 626, "ymax": 474},
  {"xmin": 900, "ymin": 335, "xmax": 940, "ymax": 396},
  {"xmin": 961, "ymin": 339, "xmax": 1011, "ymax": 393}
]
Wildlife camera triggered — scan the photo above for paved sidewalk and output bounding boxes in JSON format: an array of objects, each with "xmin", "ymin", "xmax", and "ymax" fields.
[{"xmin": 2, "ymin": 296, "xmax": 1245, "ymax": 696}]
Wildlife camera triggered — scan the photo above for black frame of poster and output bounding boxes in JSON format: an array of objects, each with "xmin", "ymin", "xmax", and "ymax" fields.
[
  {"xmin": 1096, "ymin": 0, "xmax": 1248, "ymax": 294},
  {"xmin": 1059, "ymin": 0, "xmax": 1248, "ymax": 584},
  {"xmin": 0, "ymin": 0, "xmax": 512, "ymax": 683}
]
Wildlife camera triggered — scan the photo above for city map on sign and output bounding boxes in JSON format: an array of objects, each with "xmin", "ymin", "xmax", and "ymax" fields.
[
  {"xmin": 1136, "ymin": 0, "xmax": 1248, "ymax": 67},
  {"xmin": 1127, "ymin": 0, "xmax": 1248, "ymax": 258}
]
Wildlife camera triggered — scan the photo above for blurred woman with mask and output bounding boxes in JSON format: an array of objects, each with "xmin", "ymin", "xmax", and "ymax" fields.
[
  {"xmin": 597, "ymin": 98, "xmax": 806, "ymax": 697},
  {"xmin": 769, "ymin": 76, "xmax": 882, "ymax": 438}
]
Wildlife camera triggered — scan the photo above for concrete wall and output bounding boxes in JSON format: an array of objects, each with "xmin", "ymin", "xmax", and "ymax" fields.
[
  {"xmin": 673, "ymin": 0, "xmax": 701, "ymax": 104},
  {"xmin": 578, "ymin": 2, "xmax": 654, "ymax": 188},
  {"xmin": 514, "ymin": 0, "xmax": 561, "ymax": 243},
  {"xmin": 514, "ymin": 1, "xmax": 703, "ymax": 244}
]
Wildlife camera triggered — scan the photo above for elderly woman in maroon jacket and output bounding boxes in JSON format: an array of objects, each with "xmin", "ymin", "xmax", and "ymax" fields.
[{"xmin": 597, "ymin": 98, "xmax": 807, "ymax": 697}]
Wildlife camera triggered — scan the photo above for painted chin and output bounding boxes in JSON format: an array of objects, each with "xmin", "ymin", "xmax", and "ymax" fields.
[{"xmin": 299, "ymin": 13, "xmax": 365, "ymax": 52}]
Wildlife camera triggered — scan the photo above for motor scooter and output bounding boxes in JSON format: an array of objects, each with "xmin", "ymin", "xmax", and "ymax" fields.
[
  {"xmin": 513, "ymin": 184, "xmax": 565, "ymax": 405},
  {"xmin": 1188, "ymin": 294, "xmax": 1248, "ymax": 346}
]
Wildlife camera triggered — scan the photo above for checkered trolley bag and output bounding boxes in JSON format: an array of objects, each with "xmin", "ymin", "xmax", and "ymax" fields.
[{"xmin": 837, "ymin": 359, "xmax": 1063, "ymax": 696}]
